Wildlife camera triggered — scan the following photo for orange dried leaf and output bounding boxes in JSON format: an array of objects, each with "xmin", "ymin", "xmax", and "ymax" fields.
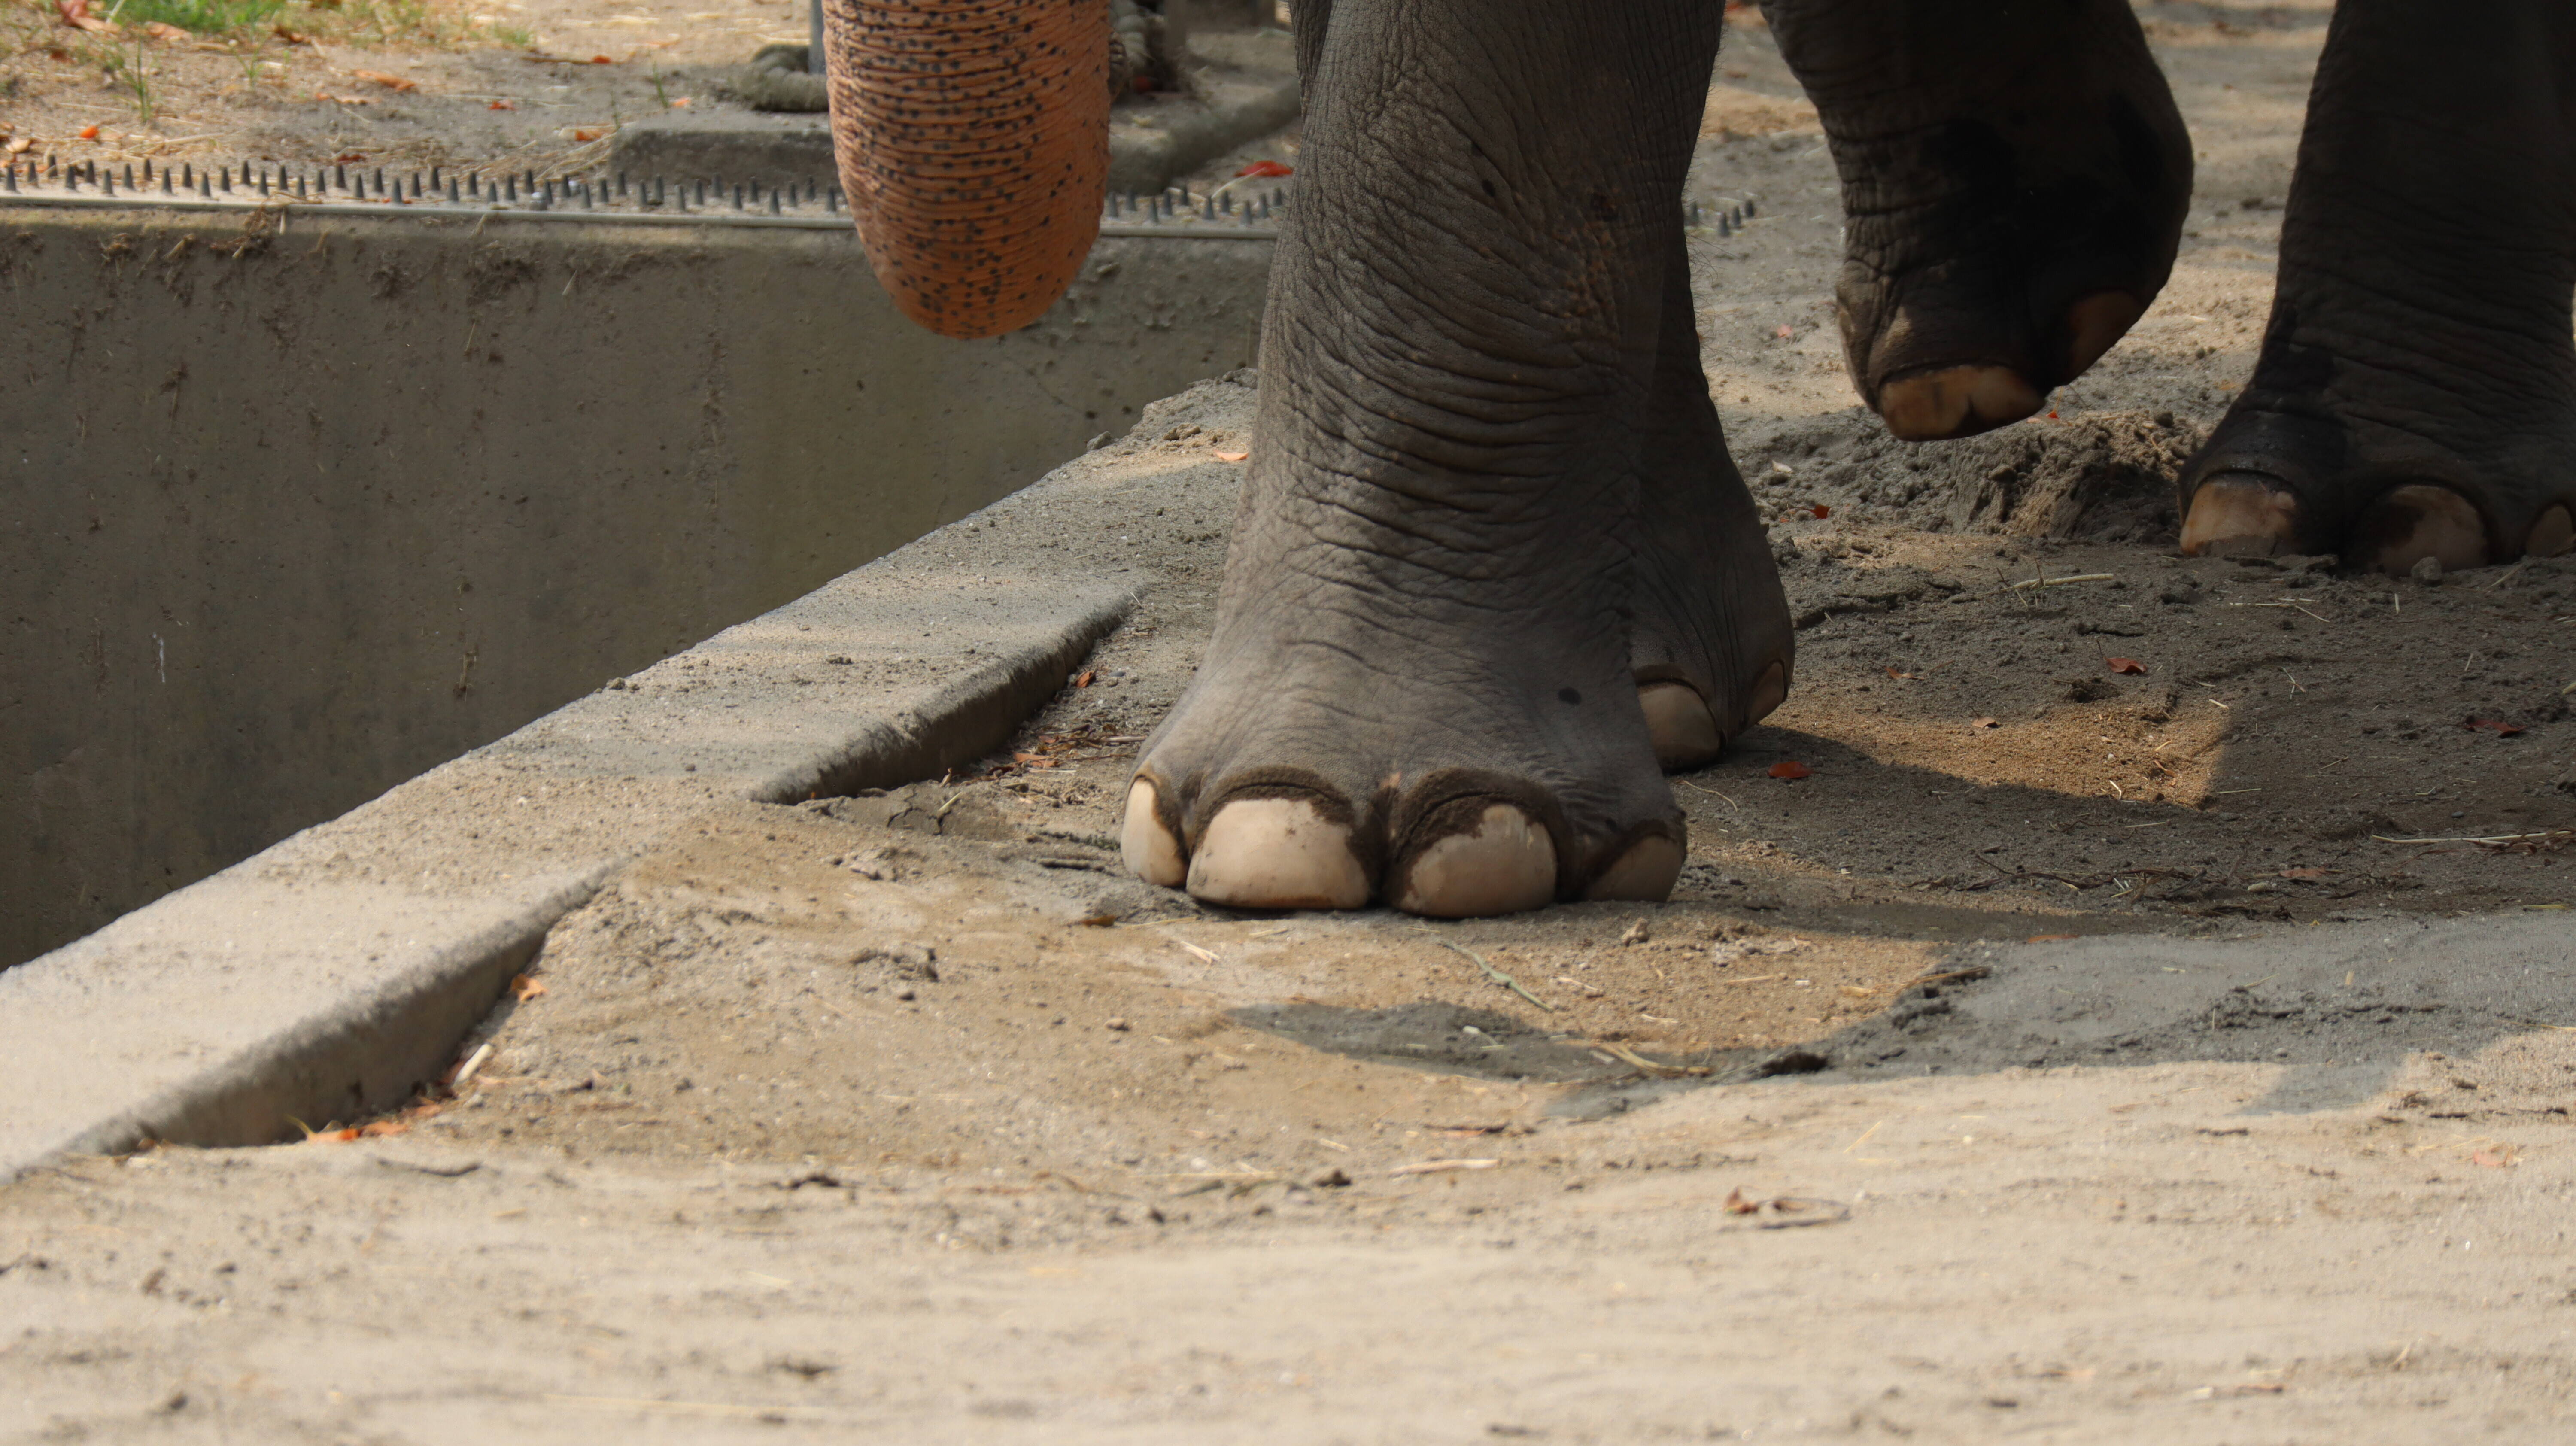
[
  {"xmin": 487, "ymin": 99, "xmax": 516, "ymax": 111},
  {"xmin": 1236, "ymin": 160, "xmax": 1293, "ymax": 178},
  {"xmin": 77, "ymin": 124, "xmax": 100, "ymax": 140},
  {"xmin": 358, "ymin": 1120, "xmax": 410, "ymax": 1138},
  {"xmin": 141, "ymin": 20, "xmax": 188, "ymax": 38},
  {"xmin": 273, "ymin": 23, "xmax": 310, "ymax": 42},
  {"xmin": 352, "ymin": 69, "xmax": 418, "ymax": 92},
  {"xmin": 2278, "ymin": 867, "xmax": 2332, "ymax": 880},
  {"xmin": 1772, "ymin": 323, "xmax": 1794, "ymax": 339},
  {"xmin": 569, "ymin": 127, "xmax": 606, "ymax": 142},
  {"xmin": 2026, "ymin": 934, "xmax": 2079, "ymax": 943},
  {"xmin": 1768, "ymin": 760, "xmax": 1812, "ymax": 780},
  {"xmin": 510, "ymin": 973, "xmax": 548, "ymax": 1002},
  {"xmin": 1883, "ymin": 666, "xmax": 1919, "ymax": 680},
  {"xmin": 2462, "ymin": 717, "xmax": 2525, "ymax": 737},
  {"xmin": 2106, "ymin": 657, "xmax": 2147, "ymax": 675},
  {"xmin": 5, "ymin": 137, "xmax": 34, "ymax": 155},
  {"xmin": 1809, "ymin": 503, "xmax": 1831, "ymax": 519},
  {"xmin": 1213, "ymin": 450, "xmax": 1250, "ymax": 463},
  {"xmin": 2472, "ymin": 1147, "xmax": 2518, "ymax": 1169},
  {"xmin": 1076, "ymin": 670, "xmax": 1096, "ymax": 687},
  {"xmin": 590, "ymin": 55, "xmax": 613, "ymax": 64},
  {"xmin": 1723, "ymin": 1186, "xmax": 1760, "ymax": 1215}
]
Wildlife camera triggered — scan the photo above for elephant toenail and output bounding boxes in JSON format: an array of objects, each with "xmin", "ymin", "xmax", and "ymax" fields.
[
  {"xmin": 1745, "ymin": 659, "xmax": 1789, "ymax": 727},
  {"xmin": 2065, "ymin": 291, "xmax": 2145, "ymax": 378},
  {"xmin": 1391, "ymin": 804, "xmax": 1556, "ymax": 919},
  {"xmin": 1583, "ymin": 834, "xmax": 1684, "ymax": 904},
  {"xmin": 1877, "ymin": 365, "xmax": 2044, "ymax": 441},
  {"xmin": 2355, "ymin": 484, "xmax": 2489, "ymax": 576},
  {"xmin": 2178, "ymin": 474, "xmax": 2299, "ymax": 558},
  {"xmin": 1185, "ymin": 796, "xmax": 1371, "ymax": 910},
  {"xmin": 2528, "ymin": 504, "xmax": 2575, "ymax": 559},
  {"xmin": 1121, "ymin": 779, "xmax": 1185, "ymax": 887},
  {"xmin": 1638, "ymin": 681, "xmax": 1722, "ymax": 772}
]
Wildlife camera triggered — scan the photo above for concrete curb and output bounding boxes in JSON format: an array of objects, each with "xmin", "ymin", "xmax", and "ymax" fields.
[{"xmin": 0, "ymin": 478, "xmax": 1143, "ymax": 1182}]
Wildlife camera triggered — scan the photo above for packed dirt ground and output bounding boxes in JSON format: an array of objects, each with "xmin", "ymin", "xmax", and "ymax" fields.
[{"xmin": 8, "ymin": 3, "xmax": 2576, "ymax": 1442}]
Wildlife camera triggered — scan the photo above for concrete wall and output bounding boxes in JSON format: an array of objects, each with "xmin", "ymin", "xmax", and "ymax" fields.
[{"xmin": 0, "ymin": 205, "xmax": 1270, "ymax": 969}]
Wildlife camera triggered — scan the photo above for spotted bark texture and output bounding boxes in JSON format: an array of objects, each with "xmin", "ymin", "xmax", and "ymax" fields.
[{"xmin": 823, "ymin": 0, "xmax": 1109, "ymax": 339}]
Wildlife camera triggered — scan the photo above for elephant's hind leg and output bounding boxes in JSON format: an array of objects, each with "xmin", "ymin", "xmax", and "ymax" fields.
[
  {"xmin": 2178, "ymin": 0, "xmax": 2576, "ymax": 573},
  {"xmin": 1766, "ymin": 0, "xmax": 2193, "ymax": 440}
]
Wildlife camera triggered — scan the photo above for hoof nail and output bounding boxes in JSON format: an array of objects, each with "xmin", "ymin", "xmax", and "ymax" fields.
[
  {"xmin": 1584, "ymin": 834, "xmax": 1683, "ymax": 903},
  {"xmin": 2065, "ymin": 291, "xmax": 2144, "ymax": 378},
  {"xmin": 1878, "ymin": 365, "xmax": 2044, "ymax": 441},
  {"xmin": 1121, "ymin": 778, "xmax": 1185, "ymax": 887},
  {"xmin": 1393, "ymin": 804, "xmax": 1555, "ymax": 919},
  {"xmin": 2529, "ymin": 503, "xmax": 2574, "ymax": 559},
  {"xmin": 2179, "ymin": 475, "xmax": 2298, "ymax": 558},
  {"xmin": 1746, "ymin": 659, "xmax": 1789, "ymax": 726},
  {"xmin": 2357, "ymin": 484, "xmax": 2488, "ymax": 576},
  {"xmin": 1639, "ymin": 682, "xmax": 1721, "ymax": 772},
  {"xmin": 1186, "ymin": 796, "xmax": 1371, "ymax": 910}
]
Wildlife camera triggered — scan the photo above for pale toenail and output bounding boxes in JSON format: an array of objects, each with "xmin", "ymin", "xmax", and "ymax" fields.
[
  {"xmin": 1121, "ymin": 779, "xmax": 1185, "ymax": 887},
  {"xmin": 1392, "ymin": 804, "xmax": 1556, "ymax": 919},
  {"xmin": 1638, "ymin": 682, "xmax": 1722, "ymax": 772},
  {"xmin": 1583, "ymin": 834, "xmax": 1684, "ymax": 903},
  {"xmin": 2528, "ymin": 503, "xmax": 2575, "ymax": 558},
  {"xmin": 1878, "ymin": 365, "xmax": 2044, "ymax": 441},
  {"xmin": 2065, "ymin": 291, "xmax": 2145, "ymax": 378},
  {"xmin": 2179, "ymin": 475, "xmax": 2299, "ymax": 558},
  {"xmin": 1186, "ymin": 796, "xmax": 1370, "ymax": 910},
  {"xmin": 2358, "ymin": 484, "xmax": 2488, "ymax": 576},
  {"xmin": 1745, "ymin": 659, "xmax": 1789, "ymax": 726}
]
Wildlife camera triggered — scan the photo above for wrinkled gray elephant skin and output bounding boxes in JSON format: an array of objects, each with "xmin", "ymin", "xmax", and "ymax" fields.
[{"xmin": 1104, "ymin": 0, "xmax": 2576, "ymax": 917}]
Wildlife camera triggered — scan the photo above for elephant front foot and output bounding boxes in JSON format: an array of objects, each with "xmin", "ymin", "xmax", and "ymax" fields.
[
  {"xmin": 1119, "ymin": 638, "xmax": 1692, "ymax": 918},
  {"xmin": 1766, "ymin": 0, "xmax": 2193, "ymax": 440}
]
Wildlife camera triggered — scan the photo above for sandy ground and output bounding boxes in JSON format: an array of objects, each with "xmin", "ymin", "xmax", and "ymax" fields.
[{"xmin": 9, "ymin": 3, "xmax": 2576, "ymax": 1441}]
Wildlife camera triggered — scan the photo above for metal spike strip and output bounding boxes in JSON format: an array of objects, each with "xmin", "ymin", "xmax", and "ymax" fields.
[{"xmin": 0, "ymin": 156, "xmax": 1293, "ymax": 239}]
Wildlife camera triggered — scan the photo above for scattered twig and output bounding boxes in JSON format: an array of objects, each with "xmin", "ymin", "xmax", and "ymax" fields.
[
  {"xmin": 448, "ymin": 1042, "xmax": 494, "ymax": 1090},
  {"xmin": 1387, "ymin": 1158, "xmax": 1499, "ymax": 1176},
  {"xmin": 1595, "ymin": 1043, "xmax": 1711, "ymax": 1078},
  {"xmin": 2009, "ymin": 573, "xmax": 2116, "ymax": 590},
  {"xmin": 1431, "ymin": 939, "xmax": 1552, "ymax": 1012},
  {"xmin": 2372, "ymin": 829, "xmax": 2572, "ymax": 848}
]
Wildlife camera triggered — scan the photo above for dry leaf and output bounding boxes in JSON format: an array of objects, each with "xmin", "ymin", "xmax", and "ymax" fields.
[
  {"xmin": 273, "ymin": 23, "xmax": 310, "ymax": 43},
  {"xmin": 4, "ymin": 137, "xmax": 33, "ymax": 155},
  {"xmin": 1768, "ymin": 760, "xmax": 1812, "ymax": 780},
  {"xmin": 1883, "ymin": 665, "xmax": 1918, "ymax": 680},
  {"xmin": 57, "ymin": 0, "xmax": 116, "ymax": 31},
  {"xmin": 568, "ymin": 127, "xmax": 607, "ymax": 142},
  {"xmin": 2472, "ymin": 1146, "xmax": 2519, "ymax": 1169},
  {"xmin": 1011, "ymin": 752, "xmax": 1059, "ymax": 769},
  {"xmin": 1772, "ymin": 323, "xmax": 1793, "ymax": 339},
  {"xmin": 1236, "ymin": 159, "xmax": 1293, "ymax": 178},
  {"xmin": 316, "ymin": 92, "xmax": 374, "ymax": 105},
  {"xmin": 487, "ymin": 99, "xmax": 516, "ymax": 111},
  {"xmin": 358, "ymin": 1120, "xmax": 410, "ymax": 1138},
  {"xmin": 510, "ymin": 973, "xmax": 548, "ymax": 1002},
  {"xmin": 2026, "ymin": 933, "xmax": 2079, "ymax": 942},
  {"xmin": 1076, "ymin": 670, "xmax": 1096, "ymax": 687},
  {"xmin": 1809, "ymin": 503, "xmax": 1831, "ymax": 519},
  {"xmin": 2278, "ymin": 867, "xmax": 2333, "ymax": 880},
  {"xmin": 77, "ymin": 124, "xmax": 100, "ymax": 140},
  {"xmin": 2106, "ymin": 657, "xmax": 2147, "ymax": 675},
  {"xmin": 2462, "ymin": 716, "xmax": 2526, "ymax": 737},
  {"xmin": 142, "ymin": 20, "xmax": 188, "ymax": 39},
  {"xmin": 352, "ymin": 69, "xmax": 418, "ymax": 92},
  {"xmin": 1971, "ymin": 716, "xmax": 2000, "ymax": 729},
  {"xmin": 1213, "ymin": 450, "xmax": 1250, "ymax": 463},
  {"xmin": 1723, "ymin": 1186, "xmax": 1760, "ymax": 1215}
]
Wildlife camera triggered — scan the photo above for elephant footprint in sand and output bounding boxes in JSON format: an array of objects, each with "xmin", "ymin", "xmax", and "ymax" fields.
[{"xmin": 825, "ymin": 0, "xmax": 2576, "ymax": 918}]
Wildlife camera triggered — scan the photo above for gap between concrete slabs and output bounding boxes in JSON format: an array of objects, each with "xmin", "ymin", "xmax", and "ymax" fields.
[{"xmin": 0, "ymin": 446, "xmax": 1173, "ymax": 1184}]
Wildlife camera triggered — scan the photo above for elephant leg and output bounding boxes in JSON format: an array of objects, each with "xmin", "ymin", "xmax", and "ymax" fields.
[
  {"xmin": 1629, "ymin": 238, "xmax": 1796, "ymax": 772},
  {"xmin": 2179, "ymin": 0, "xmax": 2576, "ymax": 572},
  {"xmin": 1764, "ymin": 0, "xmax": 2193, "ymax": 440},
  {"xmin": 1121, "ymin": 0, "xmax": 1739, "ymax": 916}
]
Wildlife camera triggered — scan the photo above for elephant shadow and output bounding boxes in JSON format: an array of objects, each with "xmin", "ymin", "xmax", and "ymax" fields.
[{"xmin": 1232, "ymin": 910, "xmax": 2575, "ymax": 1119}]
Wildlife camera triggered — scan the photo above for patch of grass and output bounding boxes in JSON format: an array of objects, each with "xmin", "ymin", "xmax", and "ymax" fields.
[{"xmin": 115, "ymin": 0, "xmax": 284, "ymax": 35}]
